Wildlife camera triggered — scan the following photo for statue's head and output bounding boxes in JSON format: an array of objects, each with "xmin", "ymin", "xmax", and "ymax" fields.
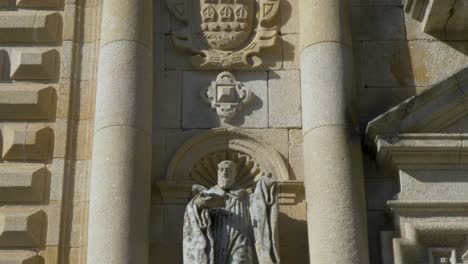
[{"xmin": 217, "ymin": 160, "xmax": 237, "ymax": 190}]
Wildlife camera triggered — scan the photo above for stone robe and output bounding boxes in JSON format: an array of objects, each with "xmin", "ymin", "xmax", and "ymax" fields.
[{"xmin": 183, "ymin": 176, "xmax": 280, "ymax": 264}]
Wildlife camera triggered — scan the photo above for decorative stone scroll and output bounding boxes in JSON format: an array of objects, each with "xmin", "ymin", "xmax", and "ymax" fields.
[
  {"xmin": 201, "ymin": 71, "xmax": 253, "ymax": 123},
  {"xmin": 166, "ymin": 0, "xmax": 280, "ymax": 70}
]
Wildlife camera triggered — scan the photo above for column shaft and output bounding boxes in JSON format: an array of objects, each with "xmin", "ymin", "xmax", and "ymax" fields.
[
  {"xmin": 87, "ymin": 0, "xmax": 153, "ymax": 263},
  {"xmin": 300, "ymin": 1, "xmax": 369, "ymax": 263}
]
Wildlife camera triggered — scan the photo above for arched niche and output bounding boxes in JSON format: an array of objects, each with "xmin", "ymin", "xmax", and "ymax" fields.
[{"xmin": 157, "ymin": 128, "xmax": 302, "ymax": 204}]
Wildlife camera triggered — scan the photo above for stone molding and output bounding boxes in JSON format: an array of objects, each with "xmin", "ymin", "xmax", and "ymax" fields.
[
  {"xmin": 405, "ymin": 0, "xmax": 468, "ymax": 40},
  {"xmin": 375, "ymin": 134, "xmax": 468, "ymax": 167},
  {"xmin": 390, "ymin": 218, "xmax": 468, "ymax": 264},
  {"xmin": 166, "ymin": 0, "xmax": 279, "ymax": 70},
  {"xmin": 201, "ymin": 71, "xmax": 253, "ymax": 123},
  {"xmin": 366, "ymin": 67, "xmax": 468, "ymax": 264}
]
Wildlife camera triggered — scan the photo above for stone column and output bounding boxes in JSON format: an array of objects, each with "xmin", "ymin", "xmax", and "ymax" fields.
[
  {"xmin": 87, "ymin": 0, "xmax": 152, "ymax": 263},
  {"xmin": 299, "ymin": 1, "xmax": 369, "ymax": 263}
]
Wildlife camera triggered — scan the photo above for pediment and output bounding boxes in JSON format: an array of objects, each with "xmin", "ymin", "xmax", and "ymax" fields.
[{"xmin": 366, "ymin": 67, "xmax": 468, "ymax": 142}]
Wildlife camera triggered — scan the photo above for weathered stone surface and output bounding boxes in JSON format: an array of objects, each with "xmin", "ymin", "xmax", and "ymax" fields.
[
  {"xmin": 268, "ymin": 70, "xmax": 301, "ymax": 128},
  {"xmin": 248, "ymin": 129, "xmax": 289, "ymax": 159},
  {"xmin": 0, "ymin": 250, "xmax": 43, "ymax": 264},
  {"xmin": 16, "ymin": 0, "xmax": 61, "ymax": 8},
  {"xmin": 0, "ymin": 0, "xmax": 8, "ymax": 7},
  {"xmin": 398, "ymin": 169, "xmax": 468, "ymax": 201},
  {"xmin": 351, "ymin": 5, "xmax": 405, "ymax": 41},
  {"xmin": 10, "ymin": 49, "xmax": 58, "ymax": 81},
  {"xmin": 301, "ymin": 43, "xmax": 352, "ymax": 132},
  {"xmin": 154, "ymin": 71, "xmax": 182, "ymax": 129},
  {"xmin": 0, "ymin": 12, "xmax": 61, "ymax": 43},
  {"xmin": 359, "ymin": 41, "xmax": 468, "ymax": 88},
  {"xmin": 2, "ymin": 125, "xmax": 54, "ymax": 162},
  {"xmin": 0, "ymin": 165, "xmax": 47, "ymax": 203},
  {"xmin": 94, "ymin": 41, "xmax": 152, "ymax": 134},
  {"xmin": 303, "ymin": 126, "xmax": 369, "ymax": 264},
  {"xmin": 0, "ymin": 209, "xmax": 45, "ymax": 247},
  {"xmin": 182, "ymin": 71, "xmax": 268, "ymax": 128},
  {"xmin": 365, "ymin": 178, "xmax": 397, "ymax": 210},
  {"xmin": 99, "ymin": 0, "xmax": 152, "ymax": 48},
  {"xmin": 288, "ymin": 129, "xmax": 304, "ymax": 181},
  {"xmin": 300, "ymin": 0, "xmax": 352, "ymax": 50},
  {"xmin": 0, "ymin": 85, "xmax": 55, "ymax": 121},
  {"xmin": 282, "ymin": 34, "xmax": 299, "ymax": 70},
  {"xmin": 281, "ymin": 0, "xmax": 299, "ymax": 34}
]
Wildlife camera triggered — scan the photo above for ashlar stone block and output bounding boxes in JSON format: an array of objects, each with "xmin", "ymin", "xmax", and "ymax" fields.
[
  {"xmin": 16, "ymin": 0, "xmax": 61, "ymax": 9},
  {"xmin": 0, "ymin": 85, "xmax": 55, "ymax": 120},
  {"xmin": 0, "ymin": 12, "xmax": 61, "ymax": 43},
  {"xmin": 0, "ymin": 209, "xmax": 45, "ymax": 247},
  {"xmin": 0, "ymin": 0, "xmax": 8, "ymax": 7},
  {"xmin": 0, "ymin": 250, "xmax": 43, "ymax": 264},
  {"xmin": 10, "ymin": 49, "xmax": 58, "ymax": 81},
  {"xmin": 0, "ymin": 165, "xmax": 47, "ymax": 203},
  {"xmin": 2, "ymin": 125, "xmax": 54, "ymax": 162},
  {"xmin": 268, "ymin": 70, "xmax": 301, "ymax": 128}
]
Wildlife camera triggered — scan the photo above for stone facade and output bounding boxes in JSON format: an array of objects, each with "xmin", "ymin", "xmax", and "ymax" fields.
[{"xmin": 0, "ymin": 0, "xmax": 466, "ymax": 263}]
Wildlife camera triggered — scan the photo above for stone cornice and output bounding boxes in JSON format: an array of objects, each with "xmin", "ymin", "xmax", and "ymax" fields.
[
  {"xmin": 375, "ymin": 133, "xmax": 468, "ymax": 168},
  {"xmin": 157, "ymin": 180, "xmax": 305, "ymax": 205},
  {"xmin": 388, "ymin": 200, "xmax": 468, "ymax": 214},
  {"xmin": 366, "ymin": 67, "xmax": 468, "ymax": 145}
]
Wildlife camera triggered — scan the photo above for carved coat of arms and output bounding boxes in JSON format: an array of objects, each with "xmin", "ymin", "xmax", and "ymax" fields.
[{"xmin": 166, "ymin": 0, "xmax": 280, "ymax": 70}]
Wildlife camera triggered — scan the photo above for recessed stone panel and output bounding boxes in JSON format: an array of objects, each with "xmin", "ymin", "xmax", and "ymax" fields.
[
  {"xmin": 10, "ymin": 49, "xmax": 58, "ymax": 81},
  {"xmin": 0, "ymin": 12, "xmax": 61, "ymax": 43},
  {"xmin": 0, "ymin": 250, "xmax": 42, "ymax": 264},
  {"xmin": 16, "ymin": 0, "xmax": 61, "ymax": 9},
  {"xmin": 0, "ymin": 165, "xmax": 47, "ymax": 203},
  {"xmin": 0, "ymin": 209, "xmax": 45, "ymax": 247},
  {"xmin": 2, "ymin": 125, "xmax": 54, "ymax": 162},
  {"xmin": 0, "ymin": 85, "xmax": 55, "ymax": 120}
]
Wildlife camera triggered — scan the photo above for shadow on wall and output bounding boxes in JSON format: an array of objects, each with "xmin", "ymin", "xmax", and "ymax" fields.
[{"xmin": 278, "ymin": 212, "xmax": 310, "ymax": 263}]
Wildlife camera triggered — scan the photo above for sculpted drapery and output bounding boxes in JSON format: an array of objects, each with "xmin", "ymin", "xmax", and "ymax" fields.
[{"xmin": 183, "ymin": 160, "xmax": 280, "ymax": 264}]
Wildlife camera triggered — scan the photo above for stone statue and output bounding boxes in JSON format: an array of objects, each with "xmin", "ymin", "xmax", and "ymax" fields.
[{"xmin": 183, "ymin": 160, "xmax": 280, "ymax": 264}]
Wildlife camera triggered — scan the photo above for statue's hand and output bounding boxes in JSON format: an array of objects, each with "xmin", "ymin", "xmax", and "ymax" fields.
[{"xmin": 194, "ymin": 192, "xmax": 225, "ymax": 209}]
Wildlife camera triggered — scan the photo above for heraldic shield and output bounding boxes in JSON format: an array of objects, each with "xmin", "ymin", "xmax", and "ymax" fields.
[{"xmin": 165, "ymin": 0, "xmax": 280, "ymax": 70}]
